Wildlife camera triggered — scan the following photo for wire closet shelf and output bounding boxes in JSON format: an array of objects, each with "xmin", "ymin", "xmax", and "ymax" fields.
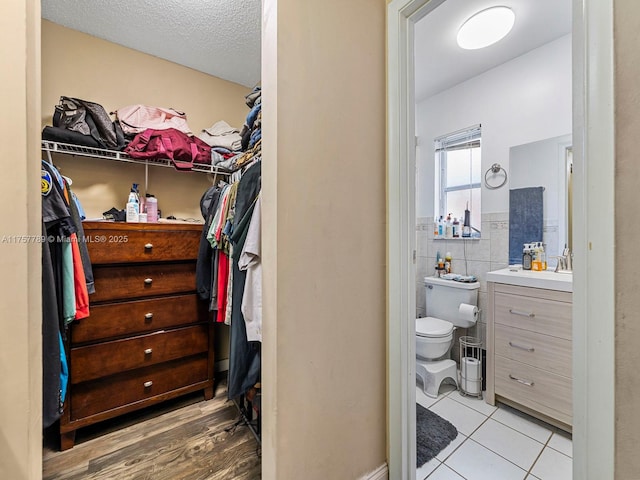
[{"xmin": 41, "ymin": 140, "xmax": 232, "ymax": 175}]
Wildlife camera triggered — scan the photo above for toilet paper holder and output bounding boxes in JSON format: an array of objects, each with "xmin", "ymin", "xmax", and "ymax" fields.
[{"xmin": 459, "ymin": 335, "xmax": 483, "ymax": 399}]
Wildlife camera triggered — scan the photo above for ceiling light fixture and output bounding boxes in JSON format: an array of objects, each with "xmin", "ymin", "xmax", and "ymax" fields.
[{"xmin": 456, "ymin": 6, "xmax": 515, "ymax": 50}]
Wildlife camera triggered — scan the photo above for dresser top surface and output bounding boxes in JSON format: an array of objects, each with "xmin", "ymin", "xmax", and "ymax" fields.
[
  {"xmin": 487, "ymin": 268, "xmax": 573, "ymax": 292},
  {"xmin": 83, "ymin": 220, "xmax": 204, "ymax": 232}
]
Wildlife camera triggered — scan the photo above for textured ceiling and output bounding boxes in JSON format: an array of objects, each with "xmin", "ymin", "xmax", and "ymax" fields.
[
  {"xmin": 414, "ymin": 0, "xmax": 571, "ymax": 101},
  {"xmin": 41, "ymin": 0, "xmax": 261, "ymax": 88}
]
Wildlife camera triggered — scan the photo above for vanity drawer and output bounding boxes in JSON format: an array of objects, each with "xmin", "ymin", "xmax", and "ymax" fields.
[
  {"xmin": 70, "ymin": 354, "xmax": 209, "ymax": 421},
  {"xmin": 91, "ymin": 262, "xmax": 197, "ymax": 302},
  {"xmin": 84, "ymin": 225, "xmax": 202, "ymax": 264},
  {"xmin": 495, "ymin": 324, "xmax": 572, "ymax": 377},
  {"xmin": 495, "ymin": 356, "xmax": 572, "ymax": 424},
  {"xmin": 494, "ymin": 292, "xmax": 572, "ymax": 340},
  {"xmin": 70, "ymin": 325, "xmax": 210, "ymax": 384},
  {"xmin": 72, "ymin": 294, "xmax": 207, "ymax": 344}
]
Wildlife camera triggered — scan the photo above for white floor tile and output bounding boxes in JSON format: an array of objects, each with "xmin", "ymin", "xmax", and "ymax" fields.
[
  {"xmin": 490, "ymin": 405, "xmax": 553, "ymax": 444},
  {"xmin": 530, "ymin": 446, "xmax": 572, "ymax": 480},
  {"xmin": 548, "ymin": 430, "xmax": 573, "ymax": 458},
  {"xmin": 470, "ymin": 418, "xmax": 545, "ymax": 470},
  {"xmin": 450, "ymin": 391, "xmax": 498, "ymax": 416},
  {"xmin": 435, "ymin": 432, "xmax": 467, "ymax": 462},
  {"xmin": 444, "ymin": 439, "xmax": 528, "ymax": 480},
  {"xmin": 417, "ymin": 385, "xmax": 439, "ymax": 409},
  {"xmin": 525, "ymin": 475, "xmax": 541, "ymax": 480},
  {"xmin": 427, "ymin": 464, "xmax": 465, "ymax": 479},
  {"xmin": 417, "ymin": 457, "xmax": 440, "ymax": 479},
  {"xmin": 430, "ymin": 397, "xmax": 488, "ymax": 437},
  {"xmin": 440, "ymin": 383, "xmax": 458, "ymax": 396}
]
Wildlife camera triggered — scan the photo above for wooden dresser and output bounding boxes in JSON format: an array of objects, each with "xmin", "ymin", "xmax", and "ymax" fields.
[
  {"xmin": 486, "ymin": 281, "xmax": 572, "ymax": 432},
  {"xmin": 59, "ymin": 221, "xmax": 213, "ymax": 450}
]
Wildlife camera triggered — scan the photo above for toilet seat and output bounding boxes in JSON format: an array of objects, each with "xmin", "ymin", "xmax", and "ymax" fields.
[{"xmin": 416, "ymin": 317, "xmax": 454, "ymax": 338}]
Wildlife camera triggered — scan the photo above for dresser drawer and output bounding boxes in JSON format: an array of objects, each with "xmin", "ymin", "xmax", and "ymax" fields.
[
  {"xmin": 495, "ymin": 325, "xmax": 572, "ymax": 377},
  {"xmin": 91, "ymin": 262, "xmax": 196, "ymax": 302},
  {"xmin": 495, "ymin": 356, "xmax": 572, "ymax": 424},
  {"xmin": 70, "ymin": 354, "xmax": 209, "ymax": 421},
  {"xmin": 72, "ymin": 294, "xmax": 208, "ymax": 344},
  {"xmin": 84, "ymin": 225, "xmax": 202, "ymax": 264},
  {"xmin": 70, "ymin": 325, "xmax": 209, "ymax": 383},
  {"xmin": 494, "ymin": 292, "xmax": 572, "ymax": 340}
]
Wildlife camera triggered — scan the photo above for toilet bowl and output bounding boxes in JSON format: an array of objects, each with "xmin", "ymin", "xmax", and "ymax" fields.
[
  {"xmin": 415, "ymin": 277, "xmax": 480, "ymax": 398},
  {"xmin": 416, "ymin": 317, "xmax": 454, "ymax": 360}
]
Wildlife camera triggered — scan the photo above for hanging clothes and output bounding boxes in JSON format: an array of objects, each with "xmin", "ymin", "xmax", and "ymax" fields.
[
  {"xmin": 238, "ymin": 194, "xmax": 262, "ymax": 342},
  {"xmin": 227, "ymin": 161, "xmax": 262, "ymax": 399}
]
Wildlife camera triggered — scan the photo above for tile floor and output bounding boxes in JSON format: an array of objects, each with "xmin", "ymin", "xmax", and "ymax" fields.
[{"xmin": 416, "ymin": 384, "xmax": 572, "ymax": 480}]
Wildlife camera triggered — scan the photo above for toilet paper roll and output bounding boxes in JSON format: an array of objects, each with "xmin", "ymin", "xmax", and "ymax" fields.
[
  {"xmin": 461, "ymin": 357, "xmax": 481, "ymax": 395},
  {"xmin": 458, "ymin": 303, "xmax": 479, "ymax": 324},
  {"xmin": 461, "ymin": 357, "xmax": 480, "ymax": 380}
]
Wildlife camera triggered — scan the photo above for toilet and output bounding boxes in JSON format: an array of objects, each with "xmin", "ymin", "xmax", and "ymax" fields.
[{"xmin": 416, "ymin": 276, "xmax": 479, "ymax": 398}]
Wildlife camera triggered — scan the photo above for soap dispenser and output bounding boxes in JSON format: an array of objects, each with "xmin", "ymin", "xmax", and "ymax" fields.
[{"xmin": 522, "ymin": 244, "xmax": 532, "ymax": 270}]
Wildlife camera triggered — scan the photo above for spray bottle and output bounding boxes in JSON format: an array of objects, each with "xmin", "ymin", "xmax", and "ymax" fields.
[{"xmin": 126, "ymin": 183, "xmax": 140, "ymax": 222}]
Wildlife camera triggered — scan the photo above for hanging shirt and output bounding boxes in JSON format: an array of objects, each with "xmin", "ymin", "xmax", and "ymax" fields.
[{"xmin": 238, "ymin": 195, "xmax": 262, "ymax": 342}]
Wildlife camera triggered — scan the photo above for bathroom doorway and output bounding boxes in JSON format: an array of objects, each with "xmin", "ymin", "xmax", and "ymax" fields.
[{"xmin": 387, "ymin": 0, "xmax": 616, "ymax": 479}]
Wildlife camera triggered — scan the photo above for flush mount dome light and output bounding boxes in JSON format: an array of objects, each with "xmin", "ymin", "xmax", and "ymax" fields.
[{"xmin": 456, "ymin": 6, "xmax": 515, "ymax": 50}]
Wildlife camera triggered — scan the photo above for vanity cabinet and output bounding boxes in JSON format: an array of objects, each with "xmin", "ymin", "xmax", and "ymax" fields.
[
  {"xmin": 486, "ymin": 281, "xmax": 572, "ymax": 431},
  {"xmin": 59, "ymin": 221, "xmax": 214, "ymax": 450}
]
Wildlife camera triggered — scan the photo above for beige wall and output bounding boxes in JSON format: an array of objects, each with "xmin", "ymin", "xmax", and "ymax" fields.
[
  {"xmin": 262, "ymin": 0, "xmax": 387, "ymax": 478},
  {"xmin": 41, "ymin": 20, "xmax": 250, "ymax": 221},
  {"xmin": 0, "ymin": 0, "xmax": 41, "ymax": 479},
  {"xmin": 41, "ymin": 20, "xmax": 254, "ymax": 362},
  {"xmin": 614, "ymin": 1, "xmax": 640, "ymax": 477}
]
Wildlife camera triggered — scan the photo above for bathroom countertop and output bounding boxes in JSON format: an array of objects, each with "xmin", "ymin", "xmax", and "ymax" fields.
[{"xmin": 486, "ymin": 268, "xmax": 573, "ymax": 292}]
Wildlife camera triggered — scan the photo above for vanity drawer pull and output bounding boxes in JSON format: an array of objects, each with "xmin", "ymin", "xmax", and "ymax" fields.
[
  {"xmin": 144, "ymin": 278, "xmax": 153, "ymax": 285},
  {"xmin": 144, "ymin": 243, "xmax": 153, "ymax": 249},
  {"xmin": 143, "ymin": 381, "xmax": 153, "ymax": 388},
  {"xmin": 144, "ymin": 312, "xmax": 153, "ymax": 320},
  {"xmin": 509, "ymin": 374, "xmax": 534, "ymax": 387},
  {"xmin": 509, "ymin": 309, "xmax": 535, "ymax": 318},
  {"xmin": 508, "ymin": 341, "xmax": 535, "ymax": 352},
  {"xmin": 144, "ymin": 348, "xmax": 153, "ymax": 355}
]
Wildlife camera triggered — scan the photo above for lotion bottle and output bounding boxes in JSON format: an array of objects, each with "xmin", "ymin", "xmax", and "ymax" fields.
[{"xmin": 445, "ymin": 214, "xmax": 453, "ymax": 239}]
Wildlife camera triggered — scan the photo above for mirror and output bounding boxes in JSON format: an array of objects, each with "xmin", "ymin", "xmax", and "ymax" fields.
[{"xmin": 509, "ymin": 134, "xmax": 572, "ymax": 265}]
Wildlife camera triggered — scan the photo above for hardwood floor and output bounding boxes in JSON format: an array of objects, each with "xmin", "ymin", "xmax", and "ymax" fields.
[{"xmin": 43, "ymin": 378, "xmax": 261, "ymax": 480}]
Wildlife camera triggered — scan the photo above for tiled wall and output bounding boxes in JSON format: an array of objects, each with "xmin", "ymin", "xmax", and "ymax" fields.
[{"xmin": 416, "ymin": 212, "xmax": 510, "ymax": 349}]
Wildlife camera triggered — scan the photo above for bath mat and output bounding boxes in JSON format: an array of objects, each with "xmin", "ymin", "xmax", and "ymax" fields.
[{"xmin": 416, "ymin": 403, "xmax": 458, "ymax": 467}]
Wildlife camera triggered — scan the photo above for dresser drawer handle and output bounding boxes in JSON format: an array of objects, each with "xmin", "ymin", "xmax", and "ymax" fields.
[
  {"xmin": 509, "ymin": 309, "xmax": 535, "ymax": 318},
  {"xmin": 509, "ymin": 374, "xmax": 534, "ymax": 387},
  {"xmin": 144, "ymin": 348, "xmax": 153, "ymax": 355},
  {"xmin": 508, "ymin": 341, "xmax": 535, "ymax": 352},
  {"xmin": 144, "ymin": 312, "xmax": 153, "ymax": 320},
  {"xmin": 144, "ymin": 243, "xmax": 153, "ymax": 249},
  {"xmin": 144, "ymin": 278, "xmax": 153, "ymax": 285},
  {"xmin": 143, "ymin": 381, "xmax": 153, "ymax": 388}
]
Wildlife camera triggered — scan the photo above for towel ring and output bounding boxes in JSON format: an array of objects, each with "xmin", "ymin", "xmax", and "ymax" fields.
[{"xmin": 484, "ymin": 163, "xmax": 508, "ymax": 190}]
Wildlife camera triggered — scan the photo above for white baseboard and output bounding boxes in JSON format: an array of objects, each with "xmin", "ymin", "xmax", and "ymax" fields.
[
  {"xmin": 360, "ymin": 463, "xmax": 388, "ymax": 480},
  {"xmin": 214, "ymin": 359, "xmax": 229, "ymax": 373}
]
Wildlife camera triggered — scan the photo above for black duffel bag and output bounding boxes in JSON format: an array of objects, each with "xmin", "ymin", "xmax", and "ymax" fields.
[{"xmin": 49, "ymin": 96, "xmax": 125, "ymax": 150}]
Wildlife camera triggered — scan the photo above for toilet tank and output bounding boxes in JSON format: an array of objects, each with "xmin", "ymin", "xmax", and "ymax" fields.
[{"xmin": 424, "ymin": 276, "xmax": 479, "ymax": 327}]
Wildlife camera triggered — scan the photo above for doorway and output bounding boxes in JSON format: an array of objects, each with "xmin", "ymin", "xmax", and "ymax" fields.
[{"xmin": 387, "ymin": 0, "xmax": 615, "ymax": 479}]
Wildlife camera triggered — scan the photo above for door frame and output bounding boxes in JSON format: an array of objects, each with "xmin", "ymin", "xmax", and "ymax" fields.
[{"xmin": 386, "ymin": 0, "xmax": 615, "ymax": 478}]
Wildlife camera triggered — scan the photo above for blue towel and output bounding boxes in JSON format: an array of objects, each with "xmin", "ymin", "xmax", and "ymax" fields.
[{"xmin": 509, "ymin": 187, "xmax": 544, "ymax": 265}]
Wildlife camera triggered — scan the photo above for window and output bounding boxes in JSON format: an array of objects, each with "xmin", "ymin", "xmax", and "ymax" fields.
[{"xmin": 434, "ymin": 125, "xmax": 481, "ymax": 236}]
